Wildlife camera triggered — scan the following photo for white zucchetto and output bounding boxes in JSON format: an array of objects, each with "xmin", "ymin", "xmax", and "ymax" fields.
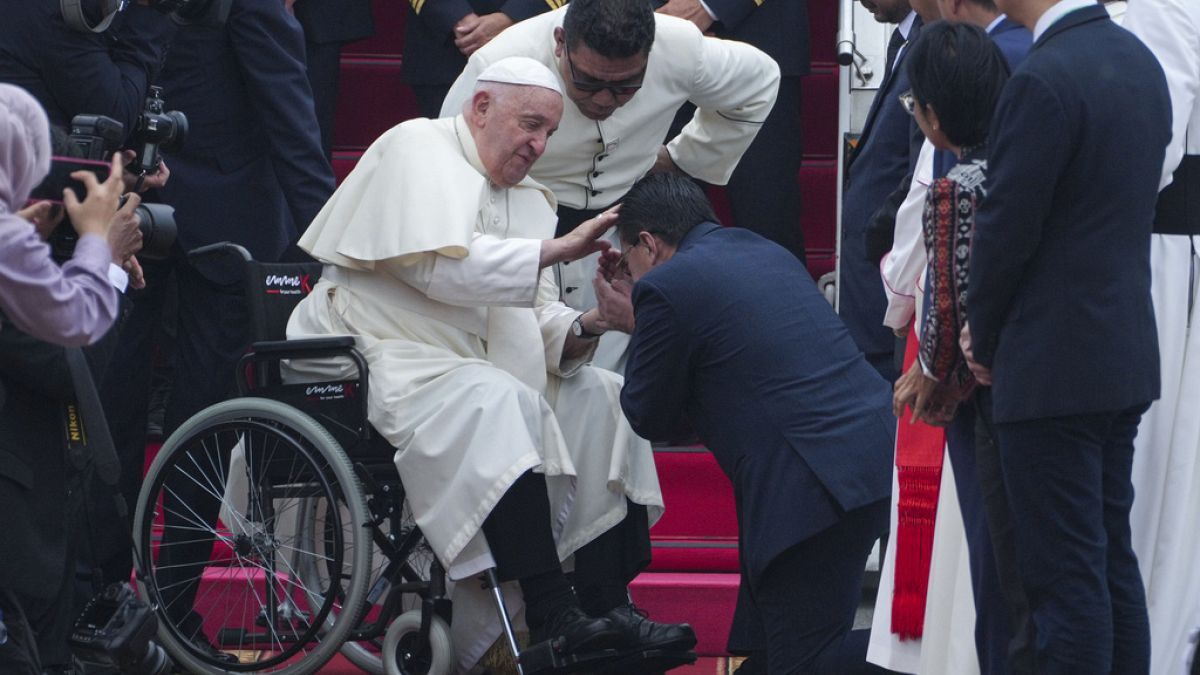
[{"xmin": 475, "ymin": 56, "xmax": 563, "ymax": 96}]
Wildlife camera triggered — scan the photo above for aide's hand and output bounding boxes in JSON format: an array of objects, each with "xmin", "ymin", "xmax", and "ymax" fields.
[
  {"xmin": 64, "ymin": 155, "xmax": 126, "ymax": 239},
  {"xmin": 455, "ymin": 12, "xmax": 513, "ymax": 56},
  {"xmin": 107, "ymin": 193, "xmax": 144, "ymax": 266},
  {"xmin": 17, "ymin": 201, "xmax": 65, "ymax": 240},
  {"xmin": 892, "ymin": 363, "xmax": 938, "ymax": 424},
  {"xmin": 656, "ymin": 0, "xmax": 714, "ymax": 32},
  {"xmin": 960, "ymin": 323, "xmax": 993, "ymax": 386},
  {"xmin": 893, "ymin": 324, "xmax": 910, "ymax": 339},
  {"xmin": 284, "ymin": 0, "xmax": 296, "ymax": 14},
  {"xmin": 540, "ymin": 205, "xmax": 618, "ymax": 267},
  {"xmin": 650, "ymin": 146, "xmax": 682, "ymax": 175},
  {"xmin": 120, "ymin": 150, "xmax": 171, "ymax": 192},
  {"xmin": 593, "ymin": 271, "xmax": 635, "ymax": 334}
]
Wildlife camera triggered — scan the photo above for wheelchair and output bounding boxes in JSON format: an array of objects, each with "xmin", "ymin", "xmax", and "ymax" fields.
[{"xmin": 131, "ymin": 243, "xmax": 696, "ymax": 675}]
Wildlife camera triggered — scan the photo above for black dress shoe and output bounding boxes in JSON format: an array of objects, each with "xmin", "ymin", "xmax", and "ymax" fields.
[
  {"xmin": 603, "ymin": 604, "xmax": 697, "ymax": 652},
  {"xmin": 529, "ymin": 605, "xmax": 625, "ymax": 654}
]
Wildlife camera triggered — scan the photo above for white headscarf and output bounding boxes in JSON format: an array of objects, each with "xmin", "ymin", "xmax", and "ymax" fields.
[{"xmin": 0, "ymin": 83, "xmax": 52, "ymax": 216}]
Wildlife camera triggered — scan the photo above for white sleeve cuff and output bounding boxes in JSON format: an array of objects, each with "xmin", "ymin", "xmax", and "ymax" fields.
[{"xmin": 107, "ymin": 263, "xmax": 130, "ymax": 293}]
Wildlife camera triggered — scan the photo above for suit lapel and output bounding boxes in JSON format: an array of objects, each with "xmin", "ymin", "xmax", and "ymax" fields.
[{"xmin": 850, "ymin": 15, "xmax": 922, "ymax": 168}]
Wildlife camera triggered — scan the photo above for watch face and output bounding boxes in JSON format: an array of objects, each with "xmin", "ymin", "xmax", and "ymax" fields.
[{"xmin": 571, "ymin": 318, "xmax": 583, "ymax": 337}]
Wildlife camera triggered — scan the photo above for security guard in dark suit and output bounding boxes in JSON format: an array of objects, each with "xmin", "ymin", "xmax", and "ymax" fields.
[
  {"xmin": 402, "ymin": 0, "xmax": 562, "ymax": 118},
  {"xmin": 658, "ymin": 0, "xmax": 811, "ymax": 263},
  {"xmin": 293, "ymin": 0, "xmax": 375, "ymax": 157},
  {"xmin": 96, "ymin": 0, "xmax": 335, "ymax": 588}
]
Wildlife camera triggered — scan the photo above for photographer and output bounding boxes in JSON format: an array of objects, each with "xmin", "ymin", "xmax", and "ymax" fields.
[
  {"xmin": 0, "ymin": 86, "xmax": 141, "ymax": 675},
  {"xmin": 0, "ymin": 84, "xmax": 142, "ymax": 347}
]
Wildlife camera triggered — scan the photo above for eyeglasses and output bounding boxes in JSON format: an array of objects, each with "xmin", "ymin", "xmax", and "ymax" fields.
[
  {"xmin": 616, "ymin": 242, "xmax": 645, "ymax": 275},
  {"xmin": 564, "ymin": 49, "xmax": 645, "ymax": 98},
  {"xmin": 899, "ymin": 90, "xmax": 916, "ymax": 116}
]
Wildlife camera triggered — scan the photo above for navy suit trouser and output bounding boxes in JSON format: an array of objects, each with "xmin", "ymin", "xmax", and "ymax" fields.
[
  {"xmin": 946, "ymin": 405, "xmax": 1013, "ymax": 675},
  {"xmin": 749, "ymin": 500, "xmax": 894, "ymax": 675},
  {"xmin": 994, "ymin": 404, "xmax": 1151, "ymax": 675}
]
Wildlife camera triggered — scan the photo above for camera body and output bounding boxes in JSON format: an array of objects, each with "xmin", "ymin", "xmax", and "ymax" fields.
[
  {"xmin": 31, "ymin": 93, "xmax": 185, "ymax": 260},
  {"xmin": 128, "ymin": 86, "xmax": 188, "ymax": 175},
  {"xmin": 69, "ymin": 583, "xmax": 170, "ymax": 675}
]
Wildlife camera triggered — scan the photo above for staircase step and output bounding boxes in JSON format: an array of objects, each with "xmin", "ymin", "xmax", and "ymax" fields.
[{"xmin": 630, "ymin": 572, "xmax": 741, "ymax": 656}]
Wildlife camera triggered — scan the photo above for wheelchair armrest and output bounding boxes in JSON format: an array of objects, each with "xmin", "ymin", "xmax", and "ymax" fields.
[
  {"xmin": 186, "ymin": 241, "xmax": 253, "ymax": 264},
  {"xmin": 250, "ymin": 337, "xmax": 357, "ymax": 354}
]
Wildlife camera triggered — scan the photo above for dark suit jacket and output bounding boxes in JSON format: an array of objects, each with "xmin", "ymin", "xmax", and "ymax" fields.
[
  {"xmin": 0, "ymin": 320, "xmax": 78, "ymax": 597},
  {"xmin": 402, "ymin": 0, "xmax": 558, "ymax": 86},
  {"xmin": 967, "ymin": 6, "xmax": 1170, "ymax": 423},
  {"xmin": 620, "ymin": 223, "xmax": 894, "ymax": 580},
  {"xmin": 841, "ymin": 15, "xmax": 923, "ymax": 363},
  {"xmin": 699, "ymin": 0, "xmax": 810, "ymax": 77},
  {"xmin": 157, "ymin": 0, "xmax": 334, "ymax": 264},
  {"xmin": 0, "ymin": 1, "xmax": 176, "ymax": 144},
  {"xmin": 293, "ymin": 0, "xmax": 374, "ymax": 44}
]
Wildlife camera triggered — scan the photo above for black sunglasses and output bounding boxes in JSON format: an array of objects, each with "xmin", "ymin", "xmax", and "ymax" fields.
[{"xmin": 564, "ymin": 49, "xmax": 645, "ymax": 97}]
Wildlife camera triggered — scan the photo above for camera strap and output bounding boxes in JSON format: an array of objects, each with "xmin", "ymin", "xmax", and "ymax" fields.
[
  {"xmin": 64, "ymin": 348, "xmax": 122, "ymax": 489},
  {"xmin": 60, "ymin": 0, "xmax": 126, "ymax": 34}
]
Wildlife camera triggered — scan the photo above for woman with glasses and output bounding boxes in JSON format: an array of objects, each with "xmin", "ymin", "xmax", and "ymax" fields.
[{"xmin": 887, "ymin": 19, "xmax": 1021, "ymax": 675}]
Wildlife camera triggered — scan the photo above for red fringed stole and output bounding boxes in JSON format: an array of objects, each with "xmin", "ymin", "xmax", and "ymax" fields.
[{"xmin": 890, "ymin": 327, "xmax": 946, "ymax": 640}]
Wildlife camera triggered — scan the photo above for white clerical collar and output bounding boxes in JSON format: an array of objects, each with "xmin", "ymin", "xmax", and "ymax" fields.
[
  {"xmin": 986, "ymin": 13, "xmax": 1007, "ymax": 33},
  {"xmin": 1033, "ymin": 0, "xmax": 1096, "ymax": 41}
]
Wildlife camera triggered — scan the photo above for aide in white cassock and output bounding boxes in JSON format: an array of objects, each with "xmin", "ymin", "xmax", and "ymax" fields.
[
  {"xmin": 440, "ymin": 0, "xmax": 779, "ymax": 372},
  {"xmin": 1124, "ymin": 2, "xmax": 1200, "ymax": 673},
  {"xmin": 284, "ymin": 57, "xmax": 690, "ymax": 671}
]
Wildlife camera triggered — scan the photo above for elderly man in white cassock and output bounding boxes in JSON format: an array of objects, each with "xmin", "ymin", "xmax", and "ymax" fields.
[{"xmin": 285, "ymin": 56, "xmax": 693, "ymax": 669}]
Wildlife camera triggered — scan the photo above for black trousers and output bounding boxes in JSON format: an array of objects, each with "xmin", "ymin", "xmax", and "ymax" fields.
[
  {"xmin": 995, "ymin": 404, "xmax": 1151, "ymax": 675},
  {"xmin": 973, "ymin": 389, "xmax": 1033, "ymax": 674},
  {"xmin": 483, "ymin": 470, "xmax": 650, "ymax": 613},
  {"xmin": 946, "ymin": 403, "xmax": 1014, "ymax": 675},
  {"xmin": 412, "ymin": 84, "xmax": 453, "ymax": 121},
  {"xmin": 304, "ymin": 39, "xmax": 344, "ymax": 160},
  {"xmin": 95, "ymin": 253, "xmax": 251, "ymax": 587}
]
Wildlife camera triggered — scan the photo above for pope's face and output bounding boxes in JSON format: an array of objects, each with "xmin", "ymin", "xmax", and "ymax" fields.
[
  {"xmin": 471, "ymin": 85, "xmax": 563, "ymax": 188},
  {"xmin": 553, "ymin": 28, "xmax": 648, "ymax": 121}
]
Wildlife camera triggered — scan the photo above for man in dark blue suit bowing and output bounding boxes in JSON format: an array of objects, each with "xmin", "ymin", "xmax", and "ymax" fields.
[
  {"xmin": 96, "ymin": 0, "xmax": 335, "ymax": 590},
  {"xmin": 964, "ymin": 0, "xmax": 1171, "ymax": 672},
  {"xmin": 601, "ymin": 173, "xmax": 897, "ymax": 675}
]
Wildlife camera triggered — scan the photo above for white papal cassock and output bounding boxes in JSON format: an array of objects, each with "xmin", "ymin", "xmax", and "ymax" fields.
[
  {"xmin": 1124, "ymin": 2, "xmax": 1200, "ymax": 673},
  {"xmin": 284, "ymin": 115, "xmax": 664, "ymax": 671}
]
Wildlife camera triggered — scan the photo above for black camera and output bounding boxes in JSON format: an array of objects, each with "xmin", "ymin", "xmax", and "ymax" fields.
[
  {"xmin": 31, "ymin": 106, "xmax": 182, "ymax": 260},
  {"xmin": 128, "ymin": 86, "xmax": 188, "ymax": 176},
  {"xmin": 69, "ymin": 583, "xmax": 171, "ymax": 675}
]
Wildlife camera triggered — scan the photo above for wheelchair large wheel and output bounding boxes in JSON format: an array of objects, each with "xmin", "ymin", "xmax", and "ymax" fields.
[
  {"xmin": 133, "ymin": 398, "xmax": 371, "ymax": 674},
  {"xmin": 296, "ymin": 480, "xmax": 440, "ymax": 674}
]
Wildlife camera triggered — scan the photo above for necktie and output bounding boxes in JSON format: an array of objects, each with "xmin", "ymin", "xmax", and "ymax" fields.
[{"xmin": 884, "ymin": 26, "xmax": 906, "ymax": 79}]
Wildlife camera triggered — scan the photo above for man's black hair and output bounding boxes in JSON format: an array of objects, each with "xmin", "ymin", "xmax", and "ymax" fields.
[
  {"xmin": 617, "ymin": 173, "xmax": 718, "ymax": 247},
  {"xmin": 562, "ymin": 0, "xmax": 655, "ymax": 59},
  {"xmin": 906, "ymin": 20, "xmax": 1009, "ymax": 148}
]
